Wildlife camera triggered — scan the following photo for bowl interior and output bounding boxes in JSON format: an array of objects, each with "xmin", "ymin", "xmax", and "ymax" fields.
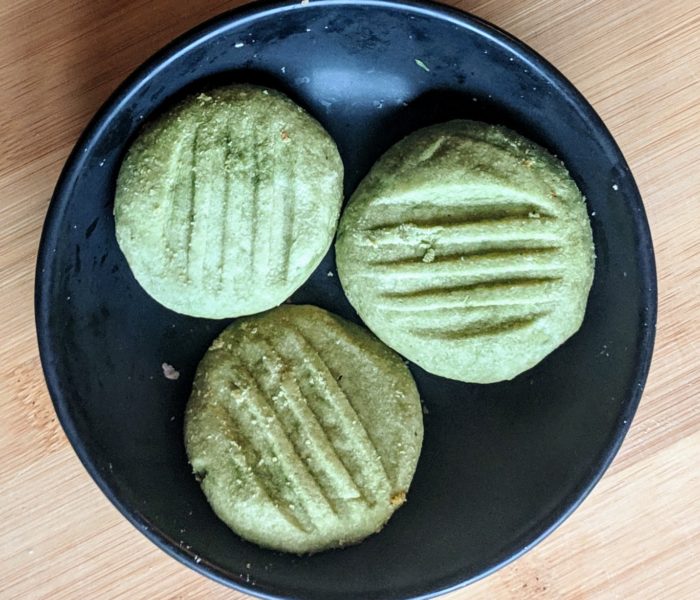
[{"xmin": 37, "ymin": 1, "xmax": 656, "ymax": 599}]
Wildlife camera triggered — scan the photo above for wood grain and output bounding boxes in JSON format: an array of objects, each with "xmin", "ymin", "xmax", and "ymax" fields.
[{"xmin": 1, "ymin": 1, "xmax": 698, "ymax": 598}]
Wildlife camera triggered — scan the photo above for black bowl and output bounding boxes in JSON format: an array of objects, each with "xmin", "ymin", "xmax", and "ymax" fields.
[{"xmin": 36, "ymin": 1, "xmax": 656, "ymax": 598}]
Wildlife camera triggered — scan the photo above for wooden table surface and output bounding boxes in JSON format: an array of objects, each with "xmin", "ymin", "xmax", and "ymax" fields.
[{"xmin": 2, "ymin": 0, "xmax": 698, "ymax": 598}]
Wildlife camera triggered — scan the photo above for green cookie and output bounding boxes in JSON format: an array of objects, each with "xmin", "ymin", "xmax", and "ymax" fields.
[
  {"xmin": 184, "ymin": 305, "xmax": 424, "ymax": 554},
  {"xmin": 336, "ymin": 120, "xmax": 595, "ymax": 383},
  {"xmin": 114, "ymin": 85, "xmax": 343, "ymax": 318}
]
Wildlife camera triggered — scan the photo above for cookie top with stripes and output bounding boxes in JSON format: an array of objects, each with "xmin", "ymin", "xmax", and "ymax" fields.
[
  {"xmin": 114, "ymin": 85, "xmax": 343, "ymax": 318},
  {"xmin": 184, "ymin": 305, "xmax": 423, "ymax": 554},
  {"xmin": 336, "ymin": 120, "xmax": 595, "ymax": 384}
]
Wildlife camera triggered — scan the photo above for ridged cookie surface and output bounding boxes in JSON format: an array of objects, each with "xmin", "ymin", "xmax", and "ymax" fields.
[
  {"xmin": 184, "ymin": 305, "xmax": 423, "ymax": 554},
  {"xmin": 114, "ymin": 85, "xmax": 343, "ymax": 318},
  {"xmin": 336, "ymin": 120, "xmax": 595, "ymax": 383}
]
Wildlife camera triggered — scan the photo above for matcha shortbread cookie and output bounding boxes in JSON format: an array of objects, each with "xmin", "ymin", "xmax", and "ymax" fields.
[
  {"xmin": 115, "ymin": 85, "xmax": 343, "ymax": 318},
  {"xmin": 184, "ymin": 304, "xmax": 424, "ymax": 554},
  {"xmin": 336, "ymin": 120, "xmax": 594, "ymax": 383}
]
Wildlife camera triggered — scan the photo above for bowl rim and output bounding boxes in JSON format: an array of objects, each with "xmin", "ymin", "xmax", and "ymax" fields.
[{"xmin": 35, "ymin": 1, "xmax": 657, "ymax": 598}]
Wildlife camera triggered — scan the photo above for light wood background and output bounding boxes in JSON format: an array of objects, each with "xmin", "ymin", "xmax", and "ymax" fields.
[{"xmin": 1, "ymin": 1, "xmax": 698, "ymax": 598}]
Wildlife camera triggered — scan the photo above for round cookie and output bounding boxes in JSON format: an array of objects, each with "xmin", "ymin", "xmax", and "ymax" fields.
[
  {"xmin": 114, "ymin": 85, "xmax": 343, "ymax": 318},
  {"xmin": 336, "ymin": 120, "xmax": 595, "ymax": 384},
  {"xmin": 184, "ymin": 304, "xmax": 424, "ymax": 554}
]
